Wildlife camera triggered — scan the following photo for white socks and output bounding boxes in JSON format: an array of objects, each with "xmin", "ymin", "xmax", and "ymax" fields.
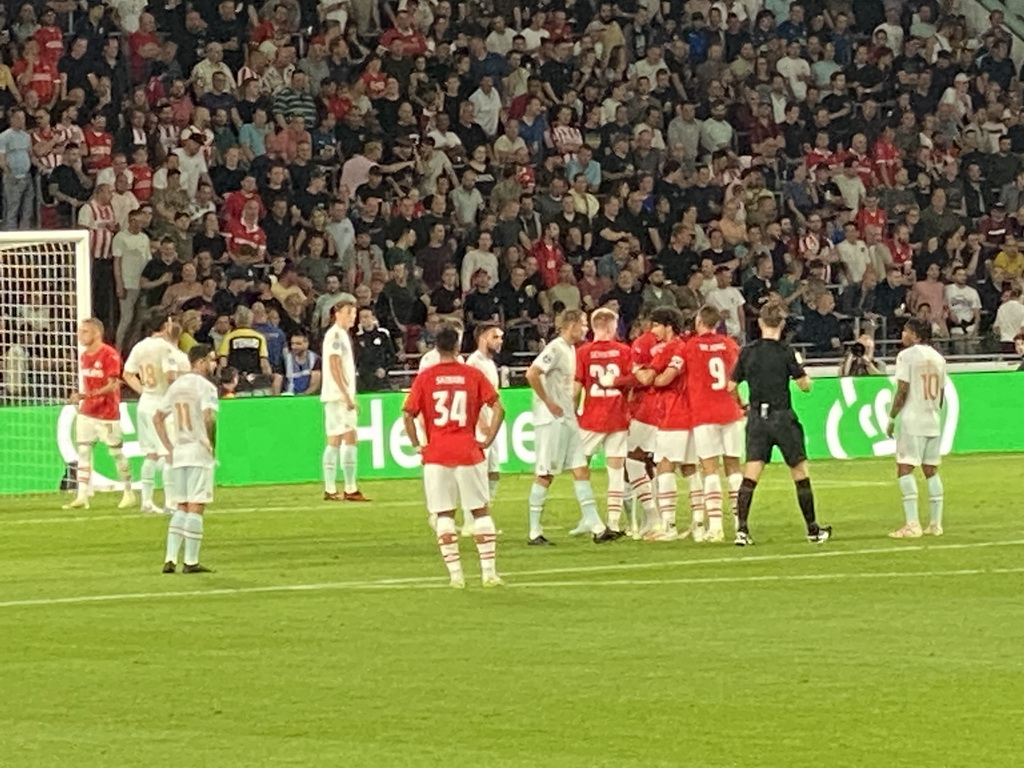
[
  {"xmin": 899, "ymin": 474, "xmax": 919, "ymax": 525},
  {"xmin": 927, "ymin": 474, "xmax": 943, "ymax": 526},
  {"xmin": 704, "ymin": 473, "xmax": 724, "ymax": 534},
  {"xmin": 165, "ymin": 509, "xmax": 187, "ymax": 563},
  {"xmin": 182, "ymin": 512, "xmax": 204, "ymax": 566},
  {"xmin": 322, "ymin": 445, "xmax": 339, "ymax": 493},
  {"xmin": 436, "ymin": 516, "xmax": 462, "ymax": 579},
  {"xmin": 627, "ymin": 458, "xmax": 658, "ymax": 530},
  {"xmin": 574, "ymin": 479, "xmax": 604, "ymax": 533},
  {"xmin": 656, "ymin": 472, "xmax": 677, "ymax": 529},
  {"xmin": 607, "ymin": 465, "xmax": 625, "ymax": 531},
  {"xmin": 110, "ymin": 447, "xmax": 131, "ymax": 492},
  {"xmin": 687, "ymin": 472, "xmax": 704, "ymax": 528},
  {"xmin": 473, "ymin": 515, "xmax": 498, "ymax": 580},
  {"xmin": 341, "ymin": 444, "xmax": 358, "ymax": 493},
  {"xmin": 528, "ymin": 482, "xmax": 547, "ymax": 539},
  {"xmin": 141, "ymin": 457, "xmax": 158, "ymax": 507},
  {"xmin": 75, "ymin": 444, "xmax": 91, "ymax": 500},
  {"xmin": 727, "ymin": 473, "xmax": 743, "ymax": 531}
]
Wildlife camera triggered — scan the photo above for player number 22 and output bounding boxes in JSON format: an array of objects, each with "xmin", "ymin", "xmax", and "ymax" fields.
[
  {"xmin": 589, "ymin": 363, "xmax": 621, "ymax": 397},
  {"xmin": 432, "ymin": 389, "xmax": 468, "ymax": 427},
  {"xmin": 708, "ymin": 357, "xmax": 728, "ymax": 391}
]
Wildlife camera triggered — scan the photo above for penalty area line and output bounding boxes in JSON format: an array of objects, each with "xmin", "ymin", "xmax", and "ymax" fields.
[{"xmin": 1, "ymin": 538, "xmax": 1022, "ymax": 610}]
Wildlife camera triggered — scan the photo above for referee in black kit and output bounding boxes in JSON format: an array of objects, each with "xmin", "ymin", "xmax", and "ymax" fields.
[{"xmin": 727, "ymin": 301, "xmax": 832, "ymax": 546}]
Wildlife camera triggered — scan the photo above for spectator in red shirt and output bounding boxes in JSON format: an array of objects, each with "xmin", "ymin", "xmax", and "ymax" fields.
[
  {"xmin": 531, "ymin": 220, "xmax": 565, "ymax": 289},
  {"xmin": 379, "ymin": 11, "xmax": 427, "ymax": 57},
  {"xmin": 13, "ymin": 39, "xmax": 59, "ymax": 109}
]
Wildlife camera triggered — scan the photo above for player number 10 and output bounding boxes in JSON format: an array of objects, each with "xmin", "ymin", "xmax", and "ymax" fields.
[
  {"xmin": 920, "ymin": 371, "xmax": 941, "ymax": 401},
  {"xmin": 432, "ymin": 389, "xmax": 468, "ymax": 426}
]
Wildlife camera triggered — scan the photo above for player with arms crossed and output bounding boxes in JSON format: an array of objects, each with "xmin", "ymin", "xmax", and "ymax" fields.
[
  {"xmin": 402, "ymin": 325, "xmax": 506, "ymax": 588},
  {"xmin": 154, "ymin": 344, "xmax": 219, "ymax": 573},
  {"xmin": 577, "ymin": 307, "xmax": 632, "ymax": 536},
  {"xmin": 321, "ymin": 297, "xmax": 369, "ymax": 501},
  {"xmin": 463, "ymin": 322, "xmax": 504, "ymax": 536},
  {"xmin": 887, "ymin": 317, "xmax": 947, "ymax": 538},
  {"xmin": 728, "ymin": 301, "xmax": 832, "ymax": 545},
  {"xmin": 123, "ymin": 310, "xmax": 181, "ymax": 514},
  {"xmin": 649, "ymin": 307, "xmax": 703, "ymax": 541},
  {"xmin": 685, "ymin": 306, "xmax": 745, "ymax": 542},
  {"xmin": 525, "ymin": 308, "xmax": 614, "ymax": 544},
  {"xmin": 64, "ymin": 318, "xmax": 134, "ymax": 510}
]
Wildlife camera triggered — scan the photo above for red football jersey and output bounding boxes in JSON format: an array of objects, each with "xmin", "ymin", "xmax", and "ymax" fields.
[
  {"xmin": 684, "ymin": 333, "xmax": 743, "ymax": 426},
  {"xmin": 80, "ymin": 343, "xmax": 122, "ymax": 421},
  {"xmin": 651, "ymin": 338, "xmax": 690, "ymax": 430},
  {"xmin": 629, "ymin": 331, "xmax": 661, "ymax": 425},
  {"xmin": 130, "ymin": 164, "xmax": 153, "ymax": 201},
  {"xmin": 576, "ymin": 340, "xmax": 632, "ymax": 433},
  {"xmin": 403, "ymin": 361, "xmax": 498, "ymax": 467}
]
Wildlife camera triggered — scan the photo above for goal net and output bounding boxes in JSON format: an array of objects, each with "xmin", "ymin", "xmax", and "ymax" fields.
[{"xmin": 0, "ymin": 230, "xmax": 91, "ymax": 496}]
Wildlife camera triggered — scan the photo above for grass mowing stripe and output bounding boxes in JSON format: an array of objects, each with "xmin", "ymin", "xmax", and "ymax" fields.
[{"xmin": 2, "ymin": 538, "xmax": 1022, "ymax": 610}]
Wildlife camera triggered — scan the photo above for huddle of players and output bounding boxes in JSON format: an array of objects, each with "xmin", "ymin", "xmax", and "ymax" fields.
[{"xmin": 522, "ymin": 303, "xmax": 812, "ymax": 548}]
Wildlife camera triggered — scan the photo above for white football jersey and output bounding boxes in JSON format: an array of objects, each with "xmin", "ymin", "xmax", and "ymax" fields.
[
  {"xmin": 321, "ymin": 324, "xmax": 356, "ymax": 403},
  {"xmin": 894, "ymin": 344, "xmax": 946, "ymax": 437},
  {"xmin": 171, "ymin": 347, "xmax": 190, "ymax": 373},
  {"xmin": 419, "ymin": 348, "xmax": 464, "ymax": 370},
  {"xmin": 124, "ymin": 336, "xmax": 180, "ymax": 403},
  {"xmin": 531, "ymin": 336, "xmax": 577, "ymax": 427},
  {"xmin": 159, "ymin": 372, "xmax": 219, "ymax": 468},
  {"xmin": 467, "ymin": 349, "xmax": 500, "ymax": 440}
]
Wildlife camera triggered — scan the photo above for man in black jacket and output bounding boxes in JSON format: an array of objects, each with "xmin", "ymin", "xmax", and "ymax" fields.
[{"xmin": 355, "ymin": 307, "xmax": 398, "ymax": 391}]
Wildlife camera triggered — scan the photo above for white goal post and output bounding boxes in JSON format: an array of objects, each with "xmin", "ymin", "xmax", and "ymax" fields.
[{"xmin": 0, "ymin": 230, "xmax": 91, "ymax": 495}]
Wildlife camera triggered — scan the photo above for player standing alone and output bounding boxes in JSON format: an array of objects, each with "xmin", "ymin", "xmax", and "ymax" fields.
[
  {"xmin": 64, "ymin": 318, "xmax": 135, "ymax": 510},
  {"xmin": 154, "ymin": 344, "xmax": 219, "ymax": 573},
  {"xmin": 464, "ymin": 322, "xmax": 504, "ymax": 535},
  {"xmin": 685, "ymin": 306, "xmax": 746, "ymax": 542},
  {"xmin": 321, "ymin": 297, "xmax": 369, "ymax": 502},
  {"xmin": 887, "ymin": 317, "xmax": 947, "ymax": 538},
  {"xmin": 525, "ymin": 308, "xmax": 614, "ymax": 544},
  {"xmin": 402, "ymin": 325, "xmax": 506, "ymax": 588},
  {"xmin": 577, "ymin": 307, "xmax": 632, "ymax": 536},
  {"xmin": 728, "ymin": 302, "xmax": 832, "ymax": 545},
  {"xmin": 123, "ymin": 311, "xmax": 180, "ymax": 514}
]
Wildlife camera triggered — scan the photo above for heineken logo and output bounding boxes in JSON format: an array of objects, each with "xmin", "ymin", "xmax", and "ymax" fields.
[{"xmin": 824, "ymin": 377, "xmax": 960, "ymax": 460}]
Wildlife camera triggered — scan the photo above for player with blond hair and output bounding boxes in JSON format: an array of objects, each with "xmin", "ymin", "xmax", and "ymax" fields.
[
  {"xmin": 575, "ymin": 307, "xmax": 632, "ymax": 536},
  {"xmin": 64, "ymin": 318, "xmax": 135, "ymax": 510},
  {"xmin": 525, "ymin": 308, "xmax": 615, "ymax": 544}
]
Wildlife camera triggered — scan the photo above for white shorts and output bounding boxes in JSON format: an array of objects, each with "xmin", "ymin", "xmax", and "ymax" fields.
[
  {"xmin": 580, "ymin": 429, "xmax": 628, "ymax": 459},
  {"xmin": 423, "ymin": 461, "xmax": 489, "ymax": 513},
  {"xmin": 324, "ymin": 400, "xmax": 357, "ymax": 437},
  {"xmin": 485, "ymin": 442, "xmax": 500, "ymax": 474},
  {"xmin": 136, "ymin": 399, "xmax": 163, "ymax": 456},
  {"xmin": 627, "ymin": 419, "xmax": 657, "ymax": 453},
  {"xmin": 76, "ymin": 415, "xmax": 122, "ymax": 446},
  {"xmin": 654, "ymin": 429, "xmax": 697, "ymax": 465},
  {"xmin": 896, "ymin": 432, "xmax": 942, "ymax": 467},
  {"xmin": 534, "ymin": 419, "xmax": 587, "ymax": 476},
  {"xmin": 693, "ymin": 421, "xmax": 744, "ymax": 460},
  {"xmin": 169, "ymin": 465, "xmax": 214, "ymax": 504}
]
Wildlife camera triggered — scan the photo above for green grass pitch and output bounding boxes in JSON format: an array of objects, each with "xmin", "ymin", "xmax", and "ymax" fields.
[{"xmin": 2, "ymin": 454, "xmax": 1023, "ymax": 768}]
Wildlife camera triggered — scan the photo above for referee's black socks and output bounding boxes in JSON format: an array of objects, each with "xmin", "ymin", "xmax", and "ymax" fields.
[
  {"xmin": 736, "ymin": 478, "xmax": 757, "ymax": 533},
  {"xmin": 795, "ymin": 478, "xmax": 818, "ymax": 533}
]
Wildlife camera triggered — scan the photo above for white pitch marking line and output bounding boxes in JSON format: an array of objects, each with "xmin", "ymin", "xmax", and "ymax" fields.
[
  {"xmin": 6, "ymin": 480, "xmax": 890, "ymax": 526},
  {"xmin": 1, "ymin": 539, "xmax": 1022, "ymax": 610}
]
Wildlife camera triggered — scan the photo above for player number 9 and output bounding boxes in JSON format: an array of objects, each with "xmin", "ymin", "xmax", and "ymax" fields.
[{"xmin": 709, "ymin": 357, "xmax": 727, "ymax": 391}]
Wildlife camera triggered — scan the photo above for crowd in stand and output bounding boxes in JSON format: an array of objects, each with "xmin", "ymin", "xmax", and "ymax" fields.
[{"xmin": 3, "ymin": 0, "xmax": 1024, "ymax": 397}]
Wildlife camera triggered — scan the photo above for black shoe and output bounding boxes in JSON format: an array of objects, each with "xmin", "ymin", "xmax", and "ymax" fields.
[
  {"xmin": 592, "ymin": 527, "xmax": 618, "ymax": 543},
  {"xmin": 527, "ymin": 535, "xmax": 554, "ymax": 546},
  {"xmin": 807, "ymin": 525, "xmax": 832, "ymax": 544},
  {"xmin": 162, "ymin": 561, "xmax": 176, "ymax": 574},
  {"xmin": 182, "ymin": 563, "xmax": 215, "ymax": 573},
  {"xmin": 608, "ymin": 528, "xmax": 628, "ymax": 540},
  {"xmin": 734, "ymin": 531, "xmax": 754, "ymax": 547}
]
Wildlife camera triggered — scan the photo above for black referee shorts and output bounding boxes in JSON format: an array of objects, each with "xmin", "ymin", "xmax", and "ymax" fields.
[{"xmin": 745, "ymin": 409, "xmax": 807, "ymax": 468}]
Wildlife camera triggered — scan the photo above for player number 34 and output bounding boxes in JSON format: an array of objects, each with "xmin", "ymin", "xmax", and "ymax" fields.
[{"xmin": 432, "ymin": 389, "xmax": 468, "ymax": 426}]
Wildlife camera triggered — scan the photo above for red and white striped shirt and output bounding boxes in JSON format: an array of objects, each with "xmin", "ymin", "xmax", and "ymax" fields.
[
  {"xmin": 32, "ymin": 128, "xmax": 61, "ymax": 172},
  {"xmin": 226, "ymin": 219, "xmax": 267, "ymax": 259},
  {"xmin": 130, "ymin": 164, "xmax": 154, "ymax": 201},
  {"xmin": 56, "ymin": 122, "xmax": 85, "ymax": 150},
  {"xmin": 78, "ymin": 201, "xmax": 118, "ymax": 260},
  {"xmin": 82, "ymin": 129, "xmax": 113, "ymax": 173}
]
